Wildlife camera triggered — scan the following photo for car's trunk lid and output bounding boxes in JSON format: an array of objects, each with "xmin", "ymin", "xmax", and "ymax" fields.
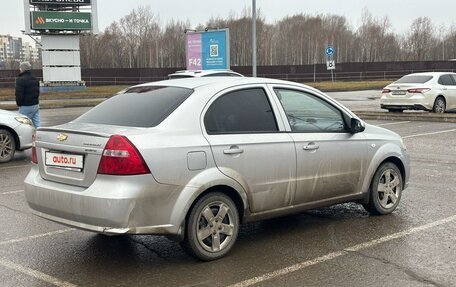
[
  {"xmin": 35, "ymin": 123, "xmax": 142, "ymax": 188},
  {"xmin": 386, "ymin": 83, "xmax": 427, "ymax": 97}
]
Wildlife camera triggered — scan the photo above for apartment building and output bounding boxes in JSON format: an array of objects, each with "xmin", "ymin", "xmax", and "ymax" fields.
[{"xmin": 0, "ymin": 35, "xmax": 41, "ymax": 68}]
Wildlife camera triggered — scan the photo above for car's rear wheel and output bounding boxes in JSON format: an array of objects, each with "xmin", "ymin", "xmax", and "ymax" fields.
[
  {"xmin": 363, "ymin": 162, "xmax": 402, "ymax": 215},
  {"xmin": 388, "ymin": 109, "xmax": 403, "ymax": 113},
  {"xmin": 181, "ymin": 192, "xmax": 239, "ymax": 261},
  {"xmin": 0, "ymin": 129, "xmax": 16, "ymax": 163},
  {"xmin": 432, "ymin": 97, "xmax": 446, "ymax": 113}
]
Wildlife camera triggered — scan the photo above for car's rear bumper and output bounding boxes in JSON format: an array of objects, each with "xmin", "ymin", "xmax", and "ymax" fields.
[
  {"xmin": 380, "ymin": 94, "xmax": 433, "ymax": 111},
  {"xmin": 380, "ymin": 104, "xmax": 430, "ymax": 111},
  {"xmin": 24, "ymin": 166, "xmax": 189, "ymax": 236}
]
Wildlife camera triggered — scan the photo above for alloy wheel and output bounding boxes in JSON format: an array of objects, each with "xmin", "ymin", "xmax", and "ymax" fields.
[
  {"xmin": 196, "ymin": 201, "xmax": 235, "ymax": 253},
  {"xmin": 0, "ymin": 132, "xmax": 13, "ymax": 161},
  {"xmin": 376, "ymin": 169, "xmax": 401, "ymax": 209},
  {"xmin": 433, "ymin": 98, "xmax": 446, "ymax": 113}
]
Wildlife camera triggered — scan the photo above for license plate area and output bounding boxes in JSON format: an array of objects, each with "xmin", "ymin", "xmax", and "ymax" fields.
[
  {"xmin": 45, "ymin": 151, "xmax": 84, "ymax": 171},
  {"xmin": 392, "ymin": 90, "xmax": 406, "ymax": 96}
]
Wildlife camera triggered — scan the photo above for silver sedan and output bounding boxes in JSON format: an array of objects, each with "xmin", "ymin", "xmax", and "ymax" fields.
[
  {"xmin": 25, "ymin": 77, "xmax": 410, "ymax": 260},
  {"xmin": 0, "ymin": 109, "xmax": 34, "ymax": 163}
]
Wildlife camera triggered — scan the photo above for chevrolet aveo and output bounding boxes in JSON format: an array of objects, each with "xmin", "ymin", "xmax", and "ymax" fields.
[{"xmin": 25, "ymin": 77, "xmax": 410, "ymax": 261}]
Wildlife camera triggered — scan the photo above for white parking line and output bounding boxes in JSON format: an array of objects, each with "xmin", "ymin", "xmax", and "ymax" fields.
[
  {"xmin": 0, "ymin": 229, "xmax": 75, "ymax": 247},
  {"xmin": 0, "ymin": 259, "xmax": 78, "ymax": 287},
  {"xmin": 227, "ymin": 214, "xmax": 456, "ymax": 287},
  {"xmin": 1, "ymin": 189, "xmax": 24, "ymax": 195},
  {"xmin": 403, "ymin": 128, "xmax": 456, "ymax": 139},
  {"xmin": 377, "ymin": 121, "xmax": 411, "ymax": 127}
]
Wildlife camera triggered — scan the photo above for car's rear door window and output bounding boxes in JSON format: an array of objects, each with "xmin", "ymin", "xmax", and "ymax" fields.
[
  {"xmin": 438, "ymin": 74, "xmax": 456, "ymax": 86},
  {"xmin": 451, "ymin": 75, "xmax": 456, "ymax": 84},
  {"xmin": 204, "ymin": 88, "xmax": 278, "ymax": 134},
  {"xmin": 274, "ymin": 89, "xmax": 347, "ymax": 133},
  {"xmin": 74, "ymin": 86, "xmax": 193, "ymax": 127}
]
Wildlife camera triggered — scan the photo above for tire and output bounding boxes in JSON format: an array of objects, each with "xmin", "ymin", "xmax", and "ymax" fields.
[
  {"xmin": 432, "ymin": 97, "xmax": 446, "ymax": 113},
  {"xmin": 387, "ymin": 109, "xmax": 403, "ymax": 113},
  {"xmin": 363, "ymin": 162, "xmax": 403, "ymax": 215},
  {"xmin": 181, "ymin": 192, "xmax": 240, "ymax": 261},
  {"xmin": 0, "ymin": 129, "xmax": 16, "ymax": 163}
]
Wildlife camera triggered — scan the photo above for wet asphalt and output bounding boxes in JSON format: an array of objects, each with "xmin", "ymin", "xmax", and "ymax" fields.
[{"xmin": 0, "ymin": 95, "xmax": 455, "ymax": 286}]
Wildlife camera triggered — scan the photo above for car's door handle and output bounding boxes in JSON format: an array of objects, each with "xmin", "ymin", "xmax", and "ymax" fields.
[
  {"xmin": 223, "ymin": 147, "xmax": 244, "ymax": 155},
  {"xmin": 303, "ymin": 143, "xmax": 319, "ymax": 151}
]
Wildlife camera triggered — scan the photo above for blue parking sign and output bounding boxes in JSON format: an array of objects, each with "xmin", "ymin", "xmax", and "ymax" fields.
[{"xmin": 326, "ymin": 46, "xmax": 335, "ymax": 56}]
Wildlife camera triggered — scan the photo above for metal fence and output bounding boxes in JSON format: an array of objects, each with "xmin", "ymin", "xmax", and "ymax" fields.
[
  {"xmin": 64, "ymin": 68, "xmax": 456, "ymax": 86},
  {"xmin": 259, "ymin": 69, "xmax": 456, "ymax": 83},
  {"xmin": 1, "ymin": 62, "xmax": 455, "ymax": 88}
]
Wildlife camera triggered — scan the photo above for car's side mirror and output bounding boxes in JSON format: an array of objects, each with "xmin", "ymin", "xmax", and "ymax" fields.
[{"xmin": 350, "ymin": 118, "xmax": 365, "ymax": 134}]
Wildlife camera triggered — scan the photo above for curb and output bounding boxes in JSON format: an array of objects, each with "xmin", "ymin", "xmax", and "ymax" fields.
[
  {"xmin": 355, "ymin": 111, "xmax": 456, "ymax": 123},
  {"xmin": 0, "ymin": 98, "xmax": 106, "ymax": 110},
  {"xmin": 0, "ymin": 94, "xmax": 110, "ymax": 101}
]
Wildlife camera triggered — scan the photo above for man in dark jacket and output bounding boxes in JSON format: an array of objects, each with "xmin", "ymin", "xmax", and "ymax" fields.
[{"xmin": 15, "ymin": 62, "xmax": 40, "ymax": 128}]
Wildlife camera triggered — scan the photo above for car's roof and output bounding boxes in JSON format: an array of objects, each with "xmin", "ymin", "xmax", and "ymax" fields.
[
  {"xmin": 168, "ymin": 69, "xmax": 243, "ymax": 77},
  {"xmin": 404, "ymin": 72, "xmax": 456, "ymax": 77},
  {"xmin": 131, "ymin": 77, "xmax": 309, "ymax": 91}
]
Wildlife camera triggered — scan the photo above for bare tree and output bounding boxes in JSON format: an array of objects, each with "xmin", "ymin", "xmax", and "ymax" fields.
[
  {"xmin": 403, "ymin": 17, "xmax": 436, "ymax": 61},
  {"xmin": 77, "ymin": 8, "xmax": 452, "ymax": 69}
]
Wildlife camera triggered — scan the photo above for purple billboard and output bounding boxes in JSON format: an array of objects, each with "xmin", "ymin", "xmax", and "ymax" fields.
[{"xmin": 186, "ymin": 33, "xmax": 202, "ymax": 70}]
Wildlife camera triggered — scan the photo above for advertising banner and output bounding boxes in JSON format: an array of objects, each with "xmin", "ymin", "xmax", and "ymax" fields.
[
  {"xmin": 186, "ymin": 29, "xmax": 229, "ymax": 70},
  {"xmin": 31, "ymin": 11, "xmax": 92, "ymax": 30},
  {"xmin": 186, "ymin": 33, "xmax": 202, "ymax": 70},
  {"xmin": 30, "ymin": 0, "xmax": 91, "ymax": 5}
]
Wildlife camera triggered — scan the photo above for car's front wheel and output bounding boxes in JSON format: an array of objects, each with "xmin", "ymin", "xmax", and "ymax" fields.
[
  {"xmin": 433, "ymin": 97, "xmax": 446, "ymax": 113},
  {"xmin": 181, "ymin": 192, "xmax": 239, "ymax": 261},
  {"xmin": 363, "ymin": 162, "xmax": 403, "ymax": 215},
  {"xmin": 0, "ymin": 129, "xmax": 16, "ymax": 163}
]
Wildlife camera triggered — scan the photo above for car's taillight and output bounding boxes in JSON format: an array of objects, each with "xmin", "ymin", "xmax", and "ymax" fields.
[
  {"xmin": 382, "ymin": 89, "xmax": 391, "ymax": 93},
  {"xmin": 97, "ymin": 135, "xmax": 150, "ymax": 175},
  {"xmin": 31, "ymin": 132, "xmax": 37, "ymax": 164},
  {"xmin": 407, "ymin": 88, "xmax": 431, "ymax": 94}
]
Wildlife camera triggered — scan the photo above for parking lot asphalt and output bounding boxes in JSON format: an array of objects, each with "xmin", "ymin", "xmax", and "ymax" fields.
[{"xmin": 0, "ymin": 107, "xmax": 455, "ymax": 287}]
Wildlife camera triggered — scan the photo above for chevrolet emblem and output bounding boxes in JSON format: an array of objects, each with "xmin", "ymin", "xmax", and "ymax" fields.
[{"xmin": 57, "ymin": 133, "xmax": 68, "ymax": 142}]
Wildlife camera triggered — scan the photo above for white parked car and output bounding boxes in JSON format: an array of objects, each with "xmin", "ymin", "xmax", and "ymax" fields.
[
  {"xmin": 0, "ymin": 109, "xmax": 34, "ymax": 163},
  {"xmin": 380, "ymin": 72, "xmax": 456, "ymax": 113},
  {"xmin": 168, "ymin": 70, "xmax": 243, "ymax": 79}
]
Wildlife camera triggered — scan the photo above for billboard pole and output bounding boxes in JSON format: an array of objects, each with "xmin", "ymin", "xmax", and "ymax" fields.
[{"xmin": 252, "ymin": 0, "xmax": 257, "ymax": 77}]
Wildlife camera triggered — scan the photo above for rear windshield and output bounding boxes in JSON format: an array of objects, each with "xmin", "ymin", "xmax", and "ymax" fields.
[
  {"xmin": 74, "ymin": 86, "xmax": 193, "ymax": 127},
  {"xmin": 395, "ymin": 75, "xmax": 433, "ymax": 84}
]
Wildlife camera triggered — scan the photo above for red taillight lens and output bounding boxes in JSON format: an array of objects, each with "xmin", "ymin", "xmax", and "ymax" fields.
[
  {"xmin": 407, "ymin": 88, "xmax": 431, "ymax": 94},
  {"xmin": 97, "ymin": 135, "xmax": 150, "ymax": 175},
  {"xmin": 31, "ymin": 132, "xmax": 37, "ymax": 164},
  {"xmin": 382, "ymin": 89, "xmax": 391, "ymax": 93}
]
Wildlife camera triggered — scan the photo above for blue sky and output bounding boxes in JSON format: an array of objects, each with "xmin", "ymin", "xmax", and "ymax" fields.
[{"xmin": 1, "ymin": 0, "xmax": 454, "ymax": 38}]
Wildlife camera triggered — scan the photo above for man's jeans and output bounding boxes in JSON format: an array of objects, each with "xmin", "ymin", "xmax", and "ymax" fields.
[{"xmin": 19, "ymin": 104, "xmax": 40, "ymax": 128}]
